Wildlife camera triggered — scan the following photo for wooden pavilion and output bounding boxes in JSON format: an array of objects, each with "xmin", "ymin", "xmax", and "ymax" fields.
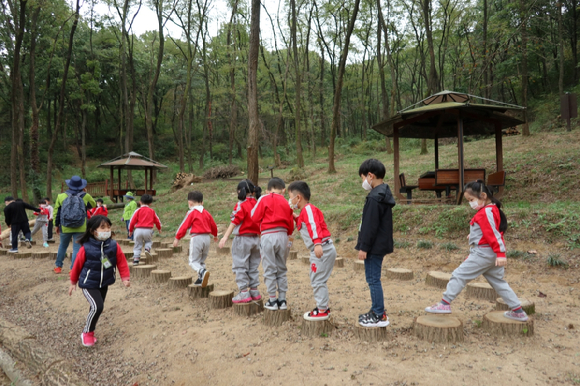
[
  {"xmin": 371, "ymin": 91, "xmax": 525, "ymax": 205},
  {"xmin": 98, "ymin": 152, "xmax": 168, "ymax": 202}
]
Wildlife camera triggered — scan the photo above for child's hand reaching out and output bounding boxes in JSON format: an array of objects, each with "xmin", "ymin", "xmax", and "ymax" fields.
[
  {"xmin": 122, "ymin": 279, "xmax": 131, "ymax": 287},
  {"xmin": 214, "ymin": 236, "xmax": 219, "ymax": 243},
  {"xmin": 219, "ymin": 237, "xmax": 227, "ymax": 249},
  {"xmin": 314, "ymin": 244, "xmax": 323, "ymax": 258},
  {"xmin": 172, "ymin": 238, "xmax": 179, "ymax": 248},
  {"xmin": 68, "ymin": 282, "xmax": 76, "ymax": 296}
]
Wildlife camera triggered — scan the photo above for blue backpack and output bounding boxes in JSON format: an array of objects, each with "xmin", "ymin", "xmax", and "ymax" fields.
[{"xmin": 61, "ymin": 192, "xmax": 87, "ymax": 228}]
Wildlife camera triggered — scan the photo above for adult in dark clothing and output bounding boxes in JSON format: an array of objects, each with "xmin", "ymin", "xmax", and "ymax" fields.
[{"xmin": 4, "ymin": 196, "xmax": 40, "ymax": 253}]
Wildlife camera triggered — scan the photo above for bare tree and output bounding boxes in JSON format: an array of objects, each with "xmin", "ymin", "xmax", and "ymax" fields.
[
  {"xmin": 290, "ymin": 0, "xmax": 304, "ymax": 168},
  {"xmin": 247, "ymin": 0, "xmax": 260, "ymax": 184}
]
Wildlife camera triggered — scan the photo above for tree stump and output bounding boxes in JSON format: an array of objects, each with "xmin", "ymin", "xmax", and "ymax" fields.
[
  {"xmin": 209, "ymin": 290, "xmax": 234, "ymax": 309},
  {"xmin": 301, "ymin": 319, "xmax": 334, "ymax": 337},
  {"xmin": 145, "ymin": 252, "xmax": 158, "ymax": 264},
  {"xmin": 124, "ymin": 251, "xmax": 134, "ymax": 259},
  {"xmin": 161, "ymin": 242, "xmax": 173, "ymax": 249},
  {"xmin": 156, "ymin": 248, "xmax": 173, "ymax": 258},
  {"xmin": 32, "ymin": 252, "xmax": 50, "ymax": 259},
  {"xmin": 413, "ymin": 315, "xmax": 464, "ymax": 343},
  {"xmin": 354, "ymin": 325, "xmax": 389, "ymax": 342},
  {"xmin": 151, "ymin": 241, "xmax": 161, "ymax": 248},
  {"xmin": 14, "ymin": 252, "xmax": 32, "ymax": 259},
  {"xmin": 49, "ymin": 252, "xmax": 57, "ymax": 259},
  {"xmin": 466, "ymin": 282, "xmax": 497, "ymax": 301},
  {"xmin": 137, "ymin": 256, "xmax": 148, "ymax": 265},
  {"xmin": 132, "ymin": 265, "xmax": 157, "ymax": 279},
  {"xmin": 19, "ymin": 241, "xmax": 36, "ymax": 246},
  {"xmin": 386, "ymin": 268, "xmax": 413, "ymax": 280},
  {"xmin": 150, "ymin": 270, "xmax": 172, "ymax": 284},
  {"xmin": 263, "ymin": 308, "xmax": 292, "ymax": 327},
  {"xmin": 425, "ymin": 271, "xmax": 452, "ymax": 289},
  {"xmin": 168, "ymin": 276, "xmax": 193, "ymax": 289},
  {"xmin": 482, "ymin": 311, "xmax": 534, "ymax": 336},
  {"xmin": 301, "ymin": 256, "xmax": 310, "ymax": 266},
  {"xmin": 233, "ymin": 299, "xmax": 264, "ymax": 316},
  {"xmin": 216, "ymin": 246, "xmax": 230, "ymax": 256},
  {"xmin": 47, "ymin": 240, "xmax": 56, "ymax": 244},
  {"xmin": 0, "ymin": 249, "xmax": 7, "ymax": 255},
  {"xmin": 495, "ymin": 298, "xmax": 535, "ymax": 315},
  {"xmin": 173, "ymin": 245, "xmax": 183, "ymax": 253},
  {"xmin": 334, "ymin": 257, "xmax": 344, "ymax": 268},
  {"xmin": 288, "ymin": 251, "xmax": 298, "ymax": 261},
  {"xmin": 188, "ymin": 283, "xmax": 215, "ymax": 299},
  {"xmin": 354, "ymin": 260, "xmax": 365, "ymax": 272}
]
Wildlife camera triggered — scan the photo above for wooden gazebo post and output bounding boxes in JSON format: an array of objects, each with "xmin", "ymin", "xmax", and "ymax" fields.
[
  {"xmin": 109, "ymin": 166, "xmax": 114, "ymax": 201},
  {"xmin": 144, "ymin": 167, "xmax": 148, "ymax": 194},
  {"xmin": 118, "ymin": 168, "xmax": 122, "ymax": 202},
  {"xmin": 393, "ymin": 127, "xmax": 405, "ymax": 200},
  {"xmin": 457, "ymin": 116, "xmax": 465, "ymax": 205}
]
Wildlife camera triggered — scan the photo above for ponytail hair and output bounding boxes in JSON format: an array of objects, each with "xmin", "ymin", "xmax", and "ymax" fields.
[
  {"xmin": 237, "ymin": 179, "xmax": 261, "ymax": 201},
  {"xmin": 464, "ymin": 179, "xmax": 508, "ymax": 233},
  {"xmin": 254, "ymin": 186, "xmax": 262, "ymax": 200}
]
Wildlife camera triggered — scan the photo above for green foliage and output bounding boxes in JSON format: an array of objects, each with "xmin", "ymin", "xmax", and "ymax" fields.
[
  {"xmin": 440, "ymin": 242, "xmax": 459, "ymax": 251},
  {"xmin": 506, "ymin": 250, "xmax": 526, "ymax": 259},
  {"xmin": 416, "ymin": 240, "xmax": 434, "ymax": 249},
  {"xmin": 547, "ymin": 254, "xmax": 568, "ymax": 268},
  {"xmin": 394, "ymin": 240, "xmax": 411, "ymax": 249}
]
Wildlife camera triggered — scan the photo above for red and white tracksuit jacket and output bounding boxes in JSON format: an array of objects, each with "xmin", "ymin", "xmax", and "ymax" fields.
[
  {"xmin": 468, "ymin": 204, "xmax": 506, "ymax": 259},
  {"xmin": 230, "ymin": 197, "xmax": 260, "ymax": 235},
  {"xmin": 88, "ymin": 205, "xmax": 109, "ymax": 219},
  {"xmin": 250, "ymin": 193, "xmax": 294, "ymax": 235},
  {"xmin": 129, "ymin": 205, "xmax": 162, "ymax": 233},
  {"xmin": 175, "ymin": 207, "xmax": 218, "ymax": 239},
  {"xmin": 294, "ymin": 203, "xmax": 331, "ymax": 251}
]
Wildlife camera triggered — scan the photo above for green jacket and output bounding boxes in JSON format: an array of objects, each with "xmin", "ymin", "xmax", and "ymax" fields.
[
  {"xmin": 123, "ymin": 200, "xmax": 138, "ymax": 221},
  {"xmin": 53, "ymin": 192, "xmax": 96, "ymax": 234}
]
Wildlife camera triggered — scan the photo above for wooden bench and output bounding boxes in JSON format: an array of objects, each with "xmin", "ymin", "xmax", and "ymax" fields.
[
  {"xmin": 487, "ymin": 171, "xmax": 506, "ymax": 196},
  {"xmin": 399, "ymin": 174, "xmax": 418, "ymax": 204},
  {"xmin": 435, "ymin": 169, "xmax": 486, "ymax": 197}
]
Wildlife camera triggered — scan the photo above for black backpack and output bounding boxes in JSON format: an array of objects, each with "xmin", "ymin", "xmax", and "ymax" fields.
[{"xmin": 61, "ymin": 192, "xmax": 87, "ymax": 228}]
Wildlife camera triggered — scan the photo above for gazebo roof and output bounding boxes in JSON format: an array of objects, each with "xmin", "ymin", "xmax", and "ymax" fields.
[
  {"xmin": 98, "ymin": 152, "xmax": 168, "ymax": 170},
  {"xmin": 372, "ymin": 91, "xmax": 525, "ymax": 139}
]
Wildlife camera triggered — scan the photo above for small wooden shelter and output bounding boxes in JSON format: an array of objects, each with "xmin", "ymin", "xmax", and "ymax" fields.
[
  {"xmin": 98, "ymin": 152, "xmax": 168, "ymax": 202},
  {"xmin": 371, "ymin": 91, "xmax": 525, "ymax": 205}
]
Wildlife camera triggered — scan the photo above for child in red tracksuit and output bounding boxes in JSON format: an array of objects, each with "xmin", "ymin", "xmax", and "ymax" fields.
[
  {"xmin": 173, "ymin": 191, "xmax": 218, "ymax": 288},
  {"xmin": 88, "ymin": 199, "xmax": 108, "ymax": 219},
  {"xmin": 69, "ymin": 215, "xmax": 130, "ymax": 347},
  {"xmin": 250, "ymin": 178, "xmax": 294, "ymax": 311},
  {"xmin": 129, "ymin": 194, "xmax": 162, "ymax": 265},
  {"xmin": 288, "ymin": 181, "xmax": 336, "ymax": 321}
]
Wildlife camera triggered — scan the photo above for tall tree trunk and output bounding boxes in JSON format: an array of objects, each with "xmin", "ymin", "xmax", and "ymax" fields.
[
  {"xmin": 558, "ymin": 1, "xmax": 565, "ymax": 98},
  {"xmin": 376, "ymin": 7, "xmax": 392, "ymax": 154},
  {"xmin": 290, "ymin": 0, "xmax": 304, "ymax": 168},
  {"xmin": 377, "ymin": 0, "xmax": 395, "ymax": 153},
  {"xmin": 482, "ymin": 0, "xmax": 489, "ymax": 99},
  {"xmin": 227, "ymin": 0, "xmax": 239, "ymax": 164},
  {"xmin": 318, "ymin": 39, "xmax": 326, "ymax": 149},
  {"xmin": 328, "ymin": 0, "xmax": 361, "ymax": 173},
  {"xmin": 520, "ymin": 0, "xmax": 530, "ymax": 136},
  {"xmin": 421, "ymin": 0, "xmax": 437, "ymax": 154},
  {"xmin": 247, "ymin": 0, "xmax": 260, "ymax": 184}
]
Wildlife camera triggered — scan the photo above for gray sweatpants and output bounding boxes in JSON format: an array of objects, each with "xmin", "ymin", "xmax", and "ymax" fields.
[
  {"xmin": 189, "ymin": 234, "xmax": 210, "ymax": 274},
  {"xmin": 232, "ymin": 235, "xmax": 261, "ymax": 290},
  {"xmin": 260, "ymin": 231, "xmax": 289, "ymax": 299},
  {"xmin": 443, "ymin": 246, "xmax": 521, "ymax": 309},
  {"xmin": 309, "ymin": 241, "xmax": 336, "ymax": 310},
  {"xmin": 30, "ymin": 219, "xmax": 49, "ymax": 243},
  {"xmin": 133, "ymin": 228, "xmax": 154, "ymax": 258}
]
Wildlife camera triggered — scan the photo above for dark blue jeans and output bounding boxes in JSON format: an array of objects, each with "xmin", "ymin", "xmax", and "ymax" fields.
[
  {"xmin": 125, "ymin": 220, "xmax": 133, "ymax": 240},
  {"xmin": 364, "ymin": 254, "xmax": 385, "ymax": 316}
]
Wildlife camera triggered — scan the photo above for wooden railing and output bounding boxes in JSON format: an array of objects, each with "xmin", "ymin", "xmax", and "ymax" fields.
[{"xmin": 61, "ymin": 179, "xmax": 116, "ymax": 197}]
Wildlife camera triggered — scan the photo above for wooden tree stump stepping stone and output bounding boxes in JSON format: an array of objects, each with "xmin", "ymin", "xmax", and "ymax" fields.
[
  {"xmin": 188, "ymin": 283, "xmax": 214, "ymax": 298},
  {"xmin": 354, "ymin": 325, "xmax": 389, "ymax": 342},
  {"xmin": 334, "ymin": 257, "xmax": 344, "ymax": 268},
  {"xmin": 413, "ymin": 315, "xmax": 464, "ymax": 343},
  {"xmin": 19, "ymin": 241, "xmax": 36, "ymax": 246},
  {"xmin": 0, "ymin": 249, "xmax": 8, "ymax": 255},
  {"xmin": 168, "ymin": 276, "xmax": 193, "ymax": 289},
  {"xmin": 132, "ymin": 265, "xmax": 157, "ymax": 279},
  {"xmin": 124, "ymin": 251, "xmax": 134, "ymax": 259},
  {"xmin": 49, "ymin": 252, "xmax": 57, "ymax": 259},
  {"xmin": 161, "ymin": 242, "xmax": 173, "ymax": 248},
  {"xmin": 386, "ymin": 268, "xmax": 413, "ymax": 280},
  {"xmin": 466, "ymin": 282, "xmax": 497, "ymax": 301},
  {"xmin": 151, "ymin": 270, "xmax": 172, "ymax": 284},
  {"xmin": 495, "ymin": 298, "xmax": 535, "ymax": 315},
  {"xmin": 301, "ymin": 255, "xmax": 310, "ymax": 266},
  {"xmin": 482, "ymin": 311, "xmax": 534, "ymax": 336},
  {"xmin": 216, "ymin": 246, "xmax": 230, "ymax": 256},
  {"xmin": 151, "ymin": 241, "xmax": 161, "ymax": 248},
  {"xmin": 263, "ymin": 308, "xmax": 292, "ymax": 327},
  {"xmin": 209, "ymin": 290, "xmax": 234, "ymax": 309},
  {"xmin": 288, "ymin": 251, "xmax": 298, "ymax": 260},
  {"xmin": 147, "ymin": 252, "xmax": 159, "ymax": 263},
  {"xmin": 173, "ymin": 245, "xmax": 183, "ymax": 253},
  {"xmin": 14, "ymin": 252, "xmax": 32, "ymax": 259},
  {"xmin": 47, "ymin": 240, "xmax": 56, "ymax": 244},
  {"xmin": 138, "ymin": 257, "xmax": 148, "ymax": 265},
  {"xmin": 156, "ymin": 248, "xmax": 173, "ymax": 258},
  {"xmin": 354, "ymin": 260, "xmax": 365, "ymax": 272},
  {"xmin": 301, "ymin": 319, "xmax": 334, "ymax": 337},
  {"xmin": 425, "ymin": 271, "xmax": 452, "ymax": 289},
  {"xmin": 32, "ymin": 251, "xmax": 50, "ymax": 259},
  {"xmin": 233, "ymin": 299, "xmax": 264, "ymax": 316}
]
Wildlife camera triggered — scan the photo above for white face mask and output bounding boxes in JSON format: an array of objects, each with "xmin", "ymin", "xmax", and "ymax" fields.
[
  {"xmin": 95, "ymin": 231, "xmax": 111, "ymax": 241},
  {"xmin": 288, "ymin": 197, "xmax": 299, "ymax": 210},
  {"xmin": 469, "ymin": 200, "xmax": 484, "ymax": 210},
  {"xmin": 362, "ymin": 177, "xmax": 373, "ymax": 191}
]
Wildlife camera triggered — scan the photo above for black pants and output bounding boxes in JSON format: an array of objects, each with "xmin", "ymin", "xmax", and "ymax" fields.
[
  {"xmin": 47, "ymin": 221, "xmax": 53, "ymax": 240},
  {"xmin": 81, "ymin": 287, "xmax": 108, "ymax": 333},
  {"xmin": 10, "ymin": 222, "xmax": 31, "ymax": 250}
]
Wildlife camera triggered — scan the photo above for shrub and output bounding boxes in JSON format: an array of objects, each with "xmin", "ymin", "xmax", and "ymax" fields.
[
  {"xmin": 440, "ymin": 242, "xmax": 459, "ymax": 251},
  {"xmin": 394, "ymin": 240, "xmax": 411, "ymax": 249},
  {"xmin": 417, "ymin": 240, "xmax": 434, "ymax": 249},
  {"xmin": 547, "ymin": 254, "xmax": 568, "ymax": 268},
  {"xmin": 506, "ymin": 250, "xmax": 526, "ymax": 259}
]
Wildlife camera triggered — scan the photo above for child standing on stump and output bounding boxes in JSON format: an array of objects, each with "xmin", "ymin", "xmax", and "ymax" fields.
[
  {"xmin": 219, "ymin": 180, "xmax": 263, "ymax": 304},
  {"xmin": 174, "ymin": 191, "xmax": 218, "ymax": 288},
  {"xmin": 129, "ymin": 194, "xmax": 162, "ymax": 265},
  {"xmin": 31, "ymin": 199, "xmax": 51, "ymax": 247},
  {"xmin": 356, "ymin": 159, "xmax": 396, "ymax": 328},
  {"xmin": 288, "ymin": 181, "xmax": 336, "ymax": 321},
  {"xmin": 251, "ymin": 178, "xmax": 294, "ymax": 311},
  {"xmin": 69, "ymin": 215, "xmax": 130, "ymax": 347},
  {"xmin": 425, "ymin": 180, "xmax": 529, "ymax": 322}
]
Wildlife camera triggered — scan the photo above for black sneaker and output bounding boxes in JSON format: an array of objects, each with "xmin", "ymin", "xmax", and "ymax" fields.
[
  {"xmin": 359, "ymin": 310, "xmax": 373, "ymax": 322},
  {"xmin": 264, "ymin": 299, "xmax": 279, "ymax": 310},
  {"xmin": 200, "ymin": 269, "xmax": 210, "ymax": 288},
  {"xmin": 278, "ymin": 299, "xmax": 288, "ymax": 310},
  {"xmin": 359, "ymin": 311, "xmax": 390, "ymax": 328},
  {"xmin": 132, "ymin": 259, "xmax": 139, "ymax": 266},
  {"xmin": 193, "ymin": 278, "xmax": 202, "ymax": 286}
]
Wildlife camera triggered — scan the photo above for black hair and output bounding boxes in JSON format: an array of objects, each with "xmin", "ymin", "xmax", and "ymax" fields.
[
  {"xmin": 237, "ymin": 179, "xmax": 255, "ymax": 201},
  {"xmin": 140, "ymin": 194, "xmax": 153, "ymax": 205},
  {"xmin": 358, "ymin": 159, "xmax": 386, "ymax": 179},
  {"xmin": 42, "ymin": 197, "xmax": 51, "ymax": 202},
  {"xmin": 4, "ymin": 196, "xmax": 14, "ymax": 202},
  {"xmin": 39, "ymin": 199, "xmax": 47, "ymax": 205},
  {"xmin": 464, "ymin": 180, "xmax": 508, "ymax": 233},
  {"xmin": 287, "ymin": 181, "xmax": 311, "ymax": 201},
  {"xmin": 188, "ymin": 191, "xmax": 203, "ymax": 203},
  {"xmin": 267, "ymin": 177, "xmax": 285, "ymax": 191},
  {"xmin": 78, "ymin": 215, "xmax": 112, "ymax": 245},
  {"xmin": 96, "ymin": 198, "xmax": 104, "ymax": 204}
]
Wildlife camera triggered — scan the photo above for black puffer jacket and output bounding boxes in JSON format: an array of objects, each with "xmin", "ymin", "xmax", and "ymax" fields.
[
  {"xmin": 355, "ymin": 183, "xmax": 396, "ymax": 256},
  {"xmin": 4, "ymin": 200, "xmax": 40, "ymax": 226}
]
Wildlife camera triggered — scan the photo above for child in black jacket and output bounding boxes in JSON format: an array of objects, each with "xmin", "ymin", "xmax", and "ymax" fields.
[
  {"xmin": 3, "ymin": 197, "xmax": 40, "ymax": 253},
  {"xmin": 355, "ymin": 159, "xmax": 396, "ymax": 328}
]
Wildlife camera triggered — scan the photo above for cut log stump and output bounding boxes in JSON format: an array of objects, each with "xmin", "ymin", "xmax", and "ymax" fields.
[
  {"xmin": 19, "ymin": 241, "xmax": 36, "ymax": 246},
  {"xmin": 132, "ymin": 265, "xmax": 157, "ymax": 279},
  {"xmin": 124, "ymin": 251, "xmax": 134, "ymax": 259},
  {"xmin": 156, "ymin": 248, "xmax": 173, "ymax": 258},
  {"xmin": 425, "ymin": 271, "xmax": 452, "ymax": 289},
  {"xmin": 301, "ymin": 318, "xmax": 334, "ymax": 337},
  {"xmin": 216, "ymin": 246, "xmax": 230, "ymax": 256},
  {"xmin": 137, "ymin": 257, "xmax": 148, "ymax": 265},
  {"xmin": 495, "ymin": 298, "xmax": 535, "ymax": 315},
  {"xmin": 209, "ymin": 290, "xmax": 234, "ymax": 309},
  {"xmin": 386, "ymin": 268, "xmax": 413, "ymax": 280},
  {"xmin": 354, "ymin": 325, "xmax": 389, "ymax": 342},
  {"xmin": 466, "ymin": 282, "xmax": 497, "ymax": 301},
  {"xmin": 161, "ymin": 242, "xmax": 173, "ymax": 249},
  {"xmin": 288, "ymin": 251, "xmax": 298, "ymax": 261},
  {"xmin": 151, "ymin": 241, "xmax": 161, "ymax": 248},
  {"xmin": 334, "ymin": 257, "xmax": 344, "ymax": 268},
  {"xmin": 14, "ymin": 252, "xmax": 32, "ymax": 259},
  {"xmin": 263, "ymin": 308, "xmax": 292, "ymax": 327},
  {"xmin": 482, "ymin": 311, "xmax": 534, "ymax": 336},
  {"xmin": 47, "ymin": 240, "xmax": 56, "ymax": 244},
  {"xmin": 150, "ymin": 270, "xmax": 172, "ymax": 284},
  {"xmin": 233, "ymin": 299, "xmax": 264, "ymax": 317},
  {"xmin": 413, "ymin": 315, "xmax": 464, "ymax": 343},
  {"xmin": 354, "ymin": 260, "xmax": 365, "ymax": 272},
  {"xmin": 168, "ymin": 276, "xmax": 193, "ymax": 289},
  {"xmin": 301, "ymin": 255, "xmax": 310, "ymax": 266},
  {"xmin": 32, "ymin": 251, "xmax": 50, "ymax": 259},
  {"xmin": 0, "ymin": 249, "xmax": 7, "ymax": 255},
  {"xmin": 146, "ymin": 252, "xmax": 159, "ymax": 263},
  {"xmin": 188, "ymin": 283, "xmax": 214, "ymax": 299},
  {"xmin": 173, "ymin": 245, "xmax": 183, "ymax": 253}
]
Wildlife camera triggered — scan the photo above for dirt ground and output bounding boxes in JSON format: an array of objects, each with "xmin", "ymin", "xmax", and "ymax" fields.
[{"xmin": 1, "ymin": 226, "xmax": 579, "ymax": 386}]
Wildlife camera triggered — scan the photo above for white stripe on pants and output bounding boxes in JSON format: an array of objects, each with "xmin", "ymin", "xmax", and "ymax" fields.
[
  {"xmin": 309, "ymin": 242, "xmax": 336, "ymax": 310},
  {"xmin": 30, "ymin": 219, "xmax": 49, "ymax": 243},
  {"xmin": 231, "ymin": 236, "xmax": 261, "ymax": 290},
  {"xmin": 189, "ymin": 235, "xmax": 210, "ymax": 274},
  {"xmin": 260, "ymin": 232, "xmax": 289, "ymax": 298},
  {"xmin": 133, "ymin": 228, "xmax": 154, "ymax": 258}
]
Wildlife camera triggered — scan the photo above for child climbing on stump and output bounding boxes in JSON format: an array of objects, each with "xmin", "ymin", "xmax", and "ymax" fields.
[
  {"xmin": 219, "ymin": 180, "xmax": 263, "ymax": 304},
  {"xmin": 425, "ymin": 180, "xmax": 529, "ymax": 322},
  {"xmin": 69, "ymin": 215, "xmax": 130, "ymax": 347}
]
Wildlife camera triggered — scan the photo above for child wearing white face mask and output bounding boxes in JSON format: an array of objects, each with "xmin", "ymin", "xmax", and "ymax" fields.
[
  {"xmin": 69, "ymin": 215, "xmax": 130, "ymax": 347},
  {"xmin": 425, "ymin": 180, "xmax": 528, "ymax": 322}
]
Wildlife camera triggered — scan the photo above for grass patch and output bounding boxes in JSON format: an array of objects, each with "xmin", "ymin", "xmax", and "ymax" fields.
[
  {"xmin": 394, "ymin": 239, "xmax": 411, "ymax": 249},
  {"xmin": 417, "ymin": 240, "xmax": 434, "ymax": 249},
  {"xmin": 440, "ymin": 242, "xmax": 459, "ymax": 251},
  {"xmin": 506, "ymin": 250, "xmax": 526, "ymax": 259},
  {"xmin": 547, "ymin": 254, "xmax": 568, "ymax": 268}
]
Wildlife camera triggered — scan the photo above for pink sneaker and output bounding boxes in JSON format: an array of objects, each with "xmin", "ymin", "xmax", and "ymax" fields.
[
  {"xmin": 249, "ymin": 289, "xmax": 262, "ymax": 301},
  {"xmin": 89, "ymin": 331, "xmax": 97, "ymax": 344},
  {"xmin": 81, "ymin": 332, "xmax": 95, "ymax": 347},
  {"xmin": 425, "ymin": 302, "xmax": 452, "ymax": 314},
  {"xmin": 504, "ymin": 310, "xmax": 529, "ymax": 322}
]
